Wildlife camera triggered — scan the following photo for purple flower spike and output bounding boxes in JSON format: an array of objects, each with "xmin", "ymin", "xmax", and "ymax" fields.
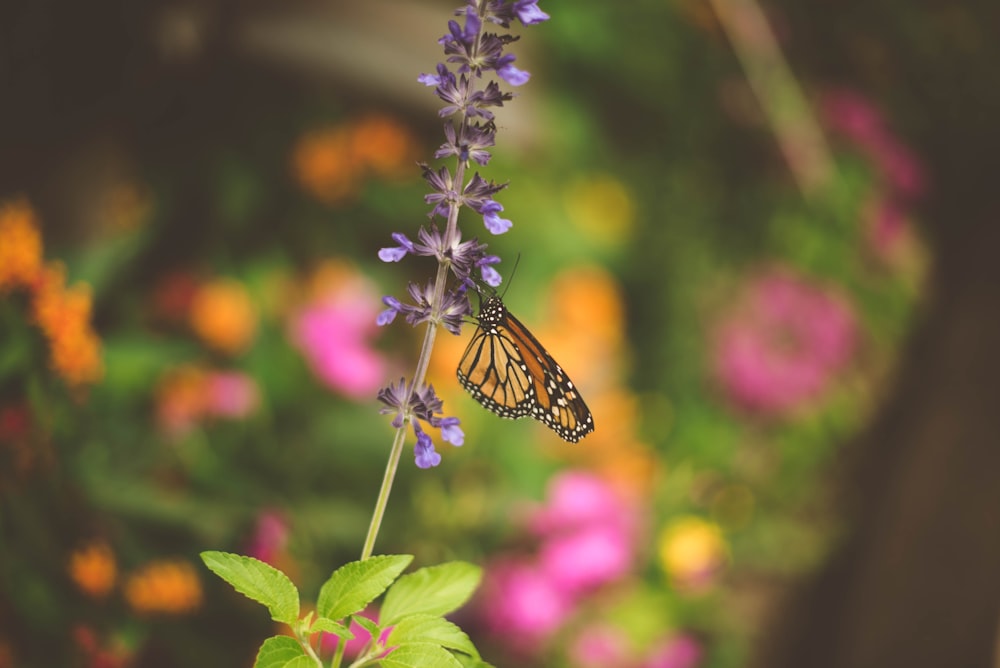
[
  {"xmin": 379, "ymin": 233, "xmax": 416, "ymax": 262},
  {"xmin": 439, "ymin": 417, "xmax": 465, "ymax": 446},
  {"xmin": 496, "ymin": 54, "xmax": 530, "ymax": 86},
  {"xmin": 513, "ymin": 0, "xmax": 550, "ymax": 25},
  {"xmin": 482, "ymin": 200, "xmax": 513, "ymax": 234}
]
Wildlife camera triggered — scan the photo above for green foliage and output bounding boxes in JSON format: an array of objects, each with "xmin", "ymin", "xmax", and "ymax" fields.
[
  {"xmin": 317, "ymin": 554, "xmax": 413, "ymax": 621},
  {"xmin": 202, "ymin": 552, "xmax": 483, "ymax": 668},
  {"xmin": 201, "ymin": 551, "xmax": 300, "ymax": 624}
]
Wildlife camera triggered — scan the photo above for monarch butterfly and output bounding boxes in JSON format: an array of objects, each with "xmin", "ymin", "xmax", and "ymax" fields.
[{"xmin": 457, "ymin": 294, "xmax": 594, "ymax": 442}]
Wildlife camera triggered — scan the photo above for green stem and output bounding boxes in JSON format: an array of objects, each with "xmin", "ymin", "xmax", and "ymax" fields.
[{"xmin": 360, "ymin": 426, "xmax": 408, "ymax": 560}]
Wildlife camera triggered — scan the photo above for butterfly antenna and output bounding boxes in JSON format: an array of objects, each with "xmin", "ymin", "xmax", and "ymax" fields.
[{"xmin": 499, "ymin": 253, "xmax": 521, "ymax": 300}]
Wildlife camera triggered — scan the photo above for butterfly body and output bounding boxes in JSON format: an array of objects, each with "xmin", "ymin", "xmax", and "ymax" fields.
[{"xmin": 457, "ymin": 295, "xmax": 594, "ymax": 442}]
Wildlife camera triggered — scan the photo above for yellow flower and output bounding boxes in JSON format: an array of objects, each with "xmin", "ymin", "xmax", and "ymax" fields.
[
  {"xmin": 124, "ymin": 560, "xmax": 202, "ymax": 614},
  {"xmin": 189, "ymin": 278, "xmax": 257, "ymax": 355},
  {"xmin": 658, "ymin": 516, "xmax": 728, "ymax": 591},
  {"xmin": 0, "ymin": 198, "xmax": 43, "ymax": 291},
  {"xmin": 563, "ymin": 174, "xmax": 635, "ymax": 246},
  {"xmin": 68, "ymin": 541, "xmax": 117, "ymax": 598}
]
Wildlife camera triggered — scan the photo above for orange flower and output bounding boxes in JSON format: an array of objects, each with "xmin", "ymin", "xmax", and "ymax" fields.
[
  {"xmin": 30, "ymin": 263, "xmax": 104, "ymax": 386},
  {"xmin": 349, "ymin": 114, "xmax": 419, "ymax": 177},
  {"xmin": 292, "ymin": 125, "xmax": 359, "ymax": 204},
  {"xmin": 69, "ymin": 541, "xmax": 117, "ymax": 598},
  {"xmin": 124, "ymin": 559, "xmax": 202, "ymax": 614},
  {"xmin": 189, "ymin": 278, "xmax": 257, "ymax": 355},
  {"xmin": 292, "ymin": 115, "xmax": 418, "ymax": 204},
  {"xmin": 0, "ymin": 198, "xmax": 43, "ymax": 290}
]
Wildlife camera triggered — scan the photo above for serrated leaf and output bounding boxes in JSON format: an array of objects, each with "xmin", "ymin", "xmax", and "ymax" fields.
[
  {"xmin": 353, "ymin": 613, "xmax": 381, "ymax": 639},
  {"xmin": 201, "ymin": 551, "xmax": 299, "ymax": 624},
  {"xmin": 379, "ymin": 643, "xmax": 464, "ymax": 668},
  {"xmin": 317, "ymin": 554, "xmax": 413, "ymax": 621},
  {"xmin": 387, "ymin": 615, "xmax": 478, "ymax": 658},
  {"xmin": 253, "ymin": 636, "xmax": 306, "ymax": 668},
  {"xmin": 309, "ymin": 617, "xmax": 352, "ymax": 640},
  {"xmin": 380, "ymin": 562, "xmax": 481, "ymax": 627}
]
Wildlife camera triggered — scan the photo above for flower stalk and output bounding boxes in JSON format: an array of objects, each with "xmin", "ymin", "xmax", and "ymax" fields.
[{"xmin": 363, "ymin": 0, "xmax": 549, "ymax": 559}]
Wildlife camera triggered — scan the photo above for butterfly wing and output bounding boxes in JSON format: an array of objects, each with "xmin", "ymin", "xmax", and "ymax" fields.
[
  {"xmin": 457, "ymin": 319, "xmax": 535, "ymax": 419},
  {"xmin": 499, "ymin": 308, "xmax": 595, "ymax": 443},
  {"xmin": 457, "ymin": 296, "xmax": 594, "ymax": 443}
]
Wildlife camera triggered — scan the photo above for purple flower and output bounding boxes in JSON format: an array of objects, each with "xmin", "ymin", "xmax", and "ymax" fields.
[
  {"xmin": 378, "ymin": 233, "xmax": 416, "ymax": 262},
  {"xmin": 376, "ymin": 295, "xmax": 403, "ymax": 326},
  {"xmin": 496, "ymin": 53, "xmax": 531, "ymax": 86},
  {"xmin": 413, "ymin": 425, "xmax": 442, "ymax": 468},
  {"xmin": 378, "ymin": 378, "xmax": 463, "ymax": 466},
  {"xmin": 418, "ymin": 62, "xmax": 450, "ymax": 87},
  {"xmin": 481, "ymin": 200, "xmax": 513, "ymax": 234},
  {"xmin": 439, "ymin": 416, "xmax": 465, "ymax": 446},
  {"xmin": 476, "ymin": 254, "xmax": 503, "ymax": 287},
  {"xmin": 513, "ymin": 0, "xmax": 550, "ymax": 26}
]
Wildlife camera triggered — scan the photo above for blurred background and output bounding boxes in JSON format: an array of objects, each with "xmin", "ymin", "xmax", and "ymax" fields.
[{"xmin": 2, "ymin": 0, "xmax": 999, "ymax": 666}]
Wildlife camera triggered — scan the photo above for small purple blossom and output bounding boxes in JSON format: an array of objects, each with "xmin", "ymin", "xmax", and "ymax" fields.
[
  {"xmin": 376, "ymin": 295, "xmax": 403, "ymax": 326},
  {"xmin": 413, "ymin": 425, "xmax": 442, "ymax": 469},
  {"xmin": 513, "ymin": 0, "xmax": 550, "ymax": 26},
  {"xmin": 378, "ymin": 233, "xmax": 416, "ymax": 262},
  {"xmin": 496, "ymin": 54, "xmax": 531, "ymax": 86},
  {"xmin": 477, "ymin": 255, "xmax": 503, "ymax": 287},
  {"xmin": 481, "ymin": 200, "xmax": 513, "ymax": 234},
  {"xmin": 439, "ymin": 416, "xmax": 465, "ymax": 446}
]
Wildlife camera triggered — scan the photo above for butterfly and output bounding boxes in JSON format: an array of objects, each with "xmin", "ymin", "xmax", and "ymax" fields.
[{"xmin": 457, "ymin": 294, "xmax": 594, "ymax": 442}]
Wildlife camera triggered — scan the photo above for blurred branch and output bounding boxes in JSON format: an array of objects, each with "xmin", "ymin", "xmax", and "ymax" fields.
[{"xmin": 708, "ymin": 0, "xmax": 834, "ymax": 198}]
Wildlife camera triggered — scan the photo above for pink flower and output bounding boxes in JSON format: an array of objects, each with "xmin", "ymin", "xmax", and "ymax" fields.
[
  {"xmin": 539, "ymin": 524, "xmax": 634, "ymax": 594},
  {"xmin": 820, "ymin": 88, "xmax": 926, "ymax": 200},
  {"xmin": 568, "ymin": 623, "xmax": 633, "ymax": 668},
  {"xmin": 479, "ymin": 558, "xmax": 573, "ymax": 650},
  {"xmin": 712, "ymin": 268, "xmax": 857, "ymax": 415},
  {"xmin": 204, "ymin": 371, "xmax": 259, "ymax": 418},
  {"xmin": 290, "ymin": 281, "xmax": 386, "ymax": 399},
  {"xmin": 640, "ymin": 633, "xmax": 703, "ymax": 668},
  {"xmin": 246, "ymin": 510, "xmax": 289, "ymax": 566},
  {"xmin": 529, "ymin": 471, "xmax": 631, "ymax": 535}
]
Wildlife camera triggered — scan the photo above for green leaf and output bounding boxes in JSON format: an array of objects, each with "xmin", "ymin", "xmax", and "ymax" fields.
[
  {"xmin": 387, "ymin": 614, "xmax": 479, "ymax": 659},
  {"xmin": 317, "ymin": 554, "xmax": 413, "ymax": 621},
  {"xmin": 309, "ymin": 617, "xmax": 352, "ymax": 640},
  {"xmin": 353, "ymin": 613, "xmax": 380, "ymax": 639},
  {"xmin": 379, "ymin": 643, "xmax": 464, "ymax": 668},
  {"xmin": 380, "ymin": 562, "xmax": 482, "ymax": 627},
  {"xmin": 252, "ymin": 636, "xmax": 307, "ymax": 668},
  {"xmin": 201, "ymin": 551, "xmax": 299, "ymax": 624}
]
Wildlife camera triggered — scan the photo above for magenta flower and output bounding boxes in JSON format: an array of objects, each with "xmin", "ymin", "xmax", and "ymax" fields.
[
  {"xmin": 291, "ymin": 282, "xmax": 386, "ymax": 400},
  {"xmin": 640, "ymin": 633, "xmax": 703, "ymax": 668},
  {"xmin": 204, "ymin": 371, "xmax": 260, "ymax": 418},
  {"xmin": 539, "ymin": 523, "xmax": 634, "ymax": 594},
  {"xmin": 712, "ymin": 267, "xmax": 858, "ymax": 415},
  {"xmin": 528, "ymin": 471, "xmax": 633, "ymax": 535},
  {"xmin": 479, "ymin": 558, "xmax": 573, "ymax": 651},
  {"xmin": 246, "ymin": 510, "xmax": 289, "ymax": 566},
  {"xmin": 568, "ymin": 623, "xmax": 633, "ymax": 668},
  {"xmin": 820, "ymin": 88, "xmax": 926, "ymax": 200}
]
